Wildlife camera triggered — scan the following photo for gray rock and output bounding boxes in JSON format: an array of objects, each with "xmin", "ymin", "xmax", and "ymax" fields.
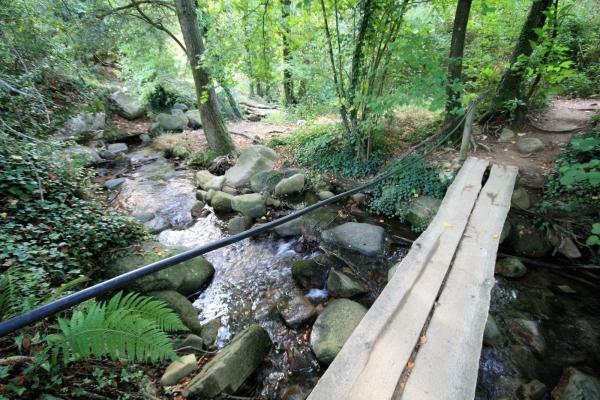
[
  {"xmin": 161, "ymin": 354, "xmax": 198, "ymax": 386},
  {"xmin": 557, "ymin": 237, "xmax": 582, "ymax": 259},
  {"xmin": 310, "ymin": 299, "xmax": 367, "ymax": 365},
  {"xmin": 201, "ymin": 318, "xmax": 220, "ymax": 350},
  {"xmin": 185, "ymin": 109, "xmax": 202, "ymax": 129},
  {"xmin": 191, "ymin": 201, "xmax": 205, "ymax": 218},
  {"xmin": 133, "ymin": 212, "xmax": 155, "ymax": 224},
  {"xmin": 110, "ymin": 91, "xmax": 145, "ymax": 120},
  {"xmin": 318, "ymin": 191, "xmax": 335, "ymax": 200},
  {"xmin": 222, "ymin": 185, "xmax": 237, "ymax": 195},
  {"xmin": 483, "ymin": 315, "xmax": 502, "ymax": 346},
  {"xmin": 250, "ymin": 170, "xmax": 298, "ymax": 192},
  {"xmin": 506, "ymin": 318, "xmax": 546, "ymax": 356},
  {"xmin": 107, "ymin": 142, "xmax": 128, "ymax": 155},
  {"xmin": 104, "ymin": 177, "xmax": 126, "ymax": 190},
  {"xmin": 139, "ymin": 133, "xmax": 151, "ymax": 145},
  {"xmin": 108, "ymin": 242, "xmax": 214, "ymax": 295},
  {"xmin": 498, "ymin": 127, "xmax": 515, "ymax": 143},
  {"xmin": 225, "ymin": 145, "xmax": 277, "ymax": 187},
  {"xmin": 211, "ymin": 191, "xmax": 234, "ymax": 213},
  {"xmin": 99, "ymin": 149, "xmax": 116, "ymax": 160},
  {"xmin": 144, "ymin": 216, "xmax": 169, "ymax": 234},
  {"xmin": 351, "ymin": 193, "xmax": 367, "ymax": 205},
  {"xmin": 496, "ymin": 257, "xmax": 527, "ymax": 278},
  {"xmin": 184, "ymin": 324, "xmax": 272, "ymax": 398},
  {"xmin": 149, "ymin": 290, "xmax": 202, "ymax": 334},
  {"xmin": 279, "ymin": 295, "xmax": 317, "ymax": 328},
  {"xmin": 274, "ymin": 218, "xmax": 303, "ymax": 237},
  {"xmin": 275, "ymin": 173, "xmax": 306, "ymax": 195},
  {"xmin": 292, "ymin": 255, "xmax": 340, "ymax": 289},
  {"xmin": 206, "ymin": 189, "xmax": 217, "ymax": 202},
  {"xmin": 196, "ymin": 189, "xmax": 208, "ymax": 202},
  {"xmin": 175, "ymin": 334, "xmax": 204, "ymax": 352},
  {"xmin": 195, "ymin": 170, "xmax": 215, "ymax": 189},
  {"xmin": 521, "ymin": 379, "xmax": 547, "ymax": 400},
  {"xmin": 321, "ymin": 222, "xmax": 385, "ymax": 257},
  {"xmin": 231, "ymin": 193, "xmax": 265, "ymax": 219},
  {"xmin": 64, "ymin": 145, "xmax": 104, "ymax": 166},
  {"xmin": 510, "ymin": 222, "xmax": 552, "ymax": 258},
  {"xmin": 57, "ymin": 112, "xmax": 105, "ymax": 140},
  {"xmin": 405, "ymin": 195, "xmax": 441, "ymax": 229},
  {"xmin": 205, "ymin": 176, "xmax": 225, "ymax": 191},
  {"xmin": 327, "ymin": 270, "xmax": 367, "ymax": 298},
  {"xmin": 157, "ymin": 110, "xmax": 188, "ymax": 131},
  {"xmin": 228, "ymin": 215, "xmax": 251, "ymax": 234},
  {"xmin": 511, "ymin": 187, "xmax": 531, "ymax": 209},
  {"xmin": 172, "ymin": 103, "xmax": 189, "ymax": 112},
  {"xmin": 517, "ymin": 138, "xmax": 545, "ymax": 154},
  {"xmin": 551, "ymin": 367, "xmax": 600, "ymax": 400}
]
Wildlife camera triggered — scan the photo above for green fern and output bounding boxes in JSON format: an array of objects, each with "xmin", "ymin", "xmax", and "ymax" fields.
[
  {"xmin": 0, "ymin": 266, "xmax": 29, "ymax": 320},
  {"xmin": 47, "ymin": 292, "xmax": 187, "ymax": 364}
]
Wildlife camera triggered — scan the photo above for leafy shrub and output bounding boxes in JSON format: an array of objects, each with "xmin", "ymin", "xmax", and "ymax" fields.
[
  {"xmin": 291, "ymin": 124, "xmax": 386, "ymax": 178},
  {"xmin": 146, "ymin": 84, "xmax": 179, "ymax": 111},
  {"xmin": 0, "ymin": 137, "xmax": 143, "ymax": 315},
  {"xmin": 188, "ymin": 150, "xmax": 218, "ymax": 167},
  {"xmin": 47, "ymin": 292, "xmax": 187, "ymax": 364},
  {"xmin": 370, "ymin": 155, "xmax": 448, "ymax": 220}
]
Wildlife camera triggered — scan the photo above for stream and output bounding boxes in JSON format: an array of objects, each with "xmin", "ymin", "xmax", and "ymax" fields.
[{"xmin": 107, "ymin": 147, "xmax": 599, "ymax": 399}]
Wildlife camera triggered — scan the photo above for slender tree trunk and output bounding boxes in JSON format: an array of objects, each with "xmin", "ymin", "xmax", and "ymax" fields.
[
  {"xmin": 280, "ymin": 0, "xmax": 296, "ymax": 105},
  {"xmin": 490, "ymin": 0, "xmax": 552, "ymax": 115},
  {"xmin": 443, "ymin": 0, "xmax": 472, "ymax": 132},
  {"xmin": 223, "ymin": 84, "xmax": 244, "ymax": 120},
  {"xmin": 174, "ymin": 0, "xmax": 235, "ymax": 154}
]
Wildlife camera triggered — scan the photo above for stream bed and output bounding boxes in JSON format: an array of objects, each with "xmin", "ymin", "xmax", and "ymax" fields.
[{"xmin": 107, "ymin": 147, "xmax": 600, "ymax": 399}]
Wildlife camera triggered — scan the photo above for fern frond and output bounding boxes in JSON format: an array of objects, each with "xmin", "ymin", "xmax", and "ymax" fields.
[
  {"xmin": 0, "ymin": 267, "xmax": 24, "ymax": 320},
  {"xmin": 106, "ymin": 292, "xmax": 188, "ymax": 333},
  {"xmin": 47, "ymin": 292, "xmax": 183, "ymax": 364}
]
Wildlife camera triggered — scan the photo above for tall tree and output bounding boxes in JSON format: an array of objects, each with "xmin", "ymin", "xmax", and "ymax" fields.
[
  {"xmin": 174, "ymin": 0, "xmax": 235, "ymax": 154},
  {"xmin": 443, "ymin": 0, "xmax": 473, "ymax": 132},
  {"xmin": 489, "ymin": 0, "xmax": 552, "ymax": 117},
  {"xmin": 280, "ymin": 0, "xmax": 296, "ymax": 105}
]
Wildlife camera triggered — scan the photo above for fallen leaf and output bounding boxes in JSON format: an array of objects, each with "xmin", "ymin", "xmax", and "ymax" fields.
[{"xmin": 407, "ymin": 361, "xmax": 415, "ymax": 369}]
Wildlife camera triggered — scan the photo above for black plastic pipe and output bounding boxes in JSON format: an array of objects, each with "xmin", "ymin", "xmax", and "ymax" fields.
[{"xmin": 0, "ymin": 132, "xmax": 442, "ymax": 338}]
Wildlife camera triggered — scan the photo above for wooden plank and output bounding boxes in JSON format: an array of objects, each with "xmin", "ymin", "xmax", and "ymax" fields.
[
  {"xmin": 308, "ymin": 157, "xmax": 490, "ymax": 400},
  {"xmin": 401, "ymin": 164, "xmax": 518, "ymax": 400}
]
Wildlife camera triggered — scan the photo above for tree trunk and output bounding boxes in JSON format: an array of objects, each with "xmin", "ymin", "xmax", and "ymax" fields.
[
  {"xmin": 174, "ymin": 0, "xmax": 235, "ymax": 155},
  {"xmin": 280, "ymin": 0, "xmax": 296, "ymax": 106},
  {"xmin": 223, "ymin": 84, "xmax": 244, "ymax": 120},
  {"xmin": 443, "ymin": 0, "xmax": 472, "ymax": 132},
  {"xmin": 490, "ymin": 0, "xmax": 552, "ymax": 114}
]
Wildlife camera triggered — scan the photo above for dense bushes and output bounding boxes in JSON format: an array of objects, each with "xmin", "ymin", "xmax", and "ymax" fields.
[{"xmin": 0, "ymin": 136, "xmax": 143, "ymax": 317}]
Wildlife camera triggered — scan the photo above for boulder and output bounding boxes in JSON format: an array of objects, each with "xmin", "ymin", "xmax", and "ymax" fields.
[
  {"xmin": 139, "ymin": 133, "xmax": 151, "ymax": 145},
  {"xmin": 231, "ymin": 193, "xmax": 265, "ymax": 219},
  {"xmin": 196, "ymin": 189, "xmax": 208, "ymax": 202},
  {"xmin": 156, "ymin": 110, "xmax": 188, "ymax": 131},
  {"xmin": 321, "ymin": 222, "xmax": 385, "ymax": 257},
  {"xmin": 191, "ymin": 201, "xmax": 205, "ymax": 218},
  {"xmin": 557, "ymin": 237, "xmax": 582, "ymax": 259},
  {"xmin": 108, "ymin": 242, "xmax": 214, "ymax": 295},
  {"xmin": 404, "ymin": 195, "xmax": 441, "ymax": 229},
  {"xmin": 510, "ymin": 223, "xmax": 552, "ymax": 258},
  {"xmin": 110, "ymin": 91, "xmax": 144, "ymax": 120},
  {"xmin": 160, "ymin": 354, "xmax": 198, "ymax": 386},
  {"xmin": 310, "ymin": 299, "xmax": 367, "ymax": 365},
  {"xmin": 250, "ymin": 170, "xmax": 298, "ymax": 192},
  {"xmin": 279, "ymin": 295, "xmax": 317, "ymax": 328},
  {"xmin": 58, "ymin": 112, "xmax": 105, "ymax": 140},
  {"xmin": 201, "ymin": 318, "xmax": 220, "ymax": 350},
  {"xmin": 551, "ymin": 367, "xmax": 600, "ymax": 400},
  {"xmin": 144, "ymin": 216, "xmax": 169, "ymax": 234},
  {"xmin": 517, "ymin": 138, "xmax": 545, "ymax": 154},
  {"xmin": 184, "ymin": 324, "xmax": 272, "ymax": 398},
  {"xmin": 104, "ymin": 177, "xmax": 126, "ymax": 190},
  {"xmin": 195, "ymin": 170, "xmax": 215, "ymax": 189},
  {"xmin": 498, "ymin": 127, "xmax": 515, "ymax": 143},
  {"xmin": 274, "ymin": 218, "xmax": 303, "ymax": 237},
  {"xmin": 327, "ymin": 270, "xmax": 368, "ymax": 298},
  {"xmin": 520, "ymin": 380, "xmax": 547, "ymax": 400},
  {"xmin": 211, "ymin": 191, "xmax": 234, "ymax": 213},
  {"xmin": 185, "ymin": 109, "xmax": 202, "ymax": 129},
  {"xmin": 275, "ymin": 173, "xmax": 306, "ymax": 195},
  {"xmin": 107, "ymin": 142, "xmax": 128, "ymax": 155},
  {"xmin": 175, "ymin": 334, "xmax": 204, "ymax": 352},
  {"xmin": 506, "ymin": 318, "xmax": 546, "ymax": 357},
  {"xmin": 227, "ymin": 215, "xmax": 251, "ymax": 234},
  {"xmin": 483, "ymin": 315, "xmax": 502, "ymax": 346},
  {"xmin": 172, "ymin": 103, "xmax": 189, "ymax": 112},
  {"xmin": 225, "ymin": 145, "xmax": 277, "ymax": 187},
  {"xmin": 318, "ymin": 191, "xmax": 335, "ymax": 200},
  {"xmin": 149, "ymin": 290, "xmax": 202, "ymax": 334},
  {"xmin": 511, "ymin": 187, "xmax": 531, "ymax": 209},
  {"xmin": 205, "ymin": 176, "xmax": 225, "ymax": 191},
  {"xmin": 64, "ymin": 145, "xmax": 104, "ymax": 166},
  {"xmin": 292, "ymin": 255, "xmax": 338, "ymax": 289},
  {"xmin": 496, "ymin": 257, "xmax": 527, "ymax": 278}
]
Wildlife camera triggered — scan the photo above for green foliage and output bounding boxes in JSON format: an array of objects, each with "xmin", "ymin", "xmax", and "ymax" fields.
[
  {"xmin": 291, "ymin": 124, "xmax": 386, "ymax": 177},
  {"xmin": 146, "ymin": 84, "xmax": 182, "ymax": 111},
  {"xmin": 188, "ymin": 150, "xmax": 218, "ymax": 167},
  {"xmin": 47, "ymin": 292, "xmax": 187, "ymax": 364},
  {"xmin": 0, "ymin": 137, "xmax": 143, "ymax": 310},
  {"xmin": 369, "ymin": 155, "xmax": 448, "ymax": 220}
]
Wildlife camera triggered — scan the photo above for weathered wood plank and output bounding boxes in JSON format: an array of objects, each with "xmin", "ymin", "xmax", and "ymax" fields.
[
  {"xmin": 308, "ymin": 157, "xmax": 489, "ymax": 400},
  {"xmin": 400, "ymin": 164, "xmax": 518, "ymax": 400}
]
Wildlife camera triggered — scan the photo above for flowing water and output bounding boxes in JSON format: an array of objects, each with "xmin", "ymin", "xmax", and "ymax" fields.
[{"xmin": 109, "ymin": 148, "xmax": 600, "ymax": 399}]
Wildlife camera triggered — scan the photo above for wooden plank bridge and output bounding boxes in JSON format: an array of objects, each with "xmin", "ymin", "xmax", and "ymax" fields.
[{"xmin": 309, "ymin": 157, "xmax": 518, "ymax": 400}]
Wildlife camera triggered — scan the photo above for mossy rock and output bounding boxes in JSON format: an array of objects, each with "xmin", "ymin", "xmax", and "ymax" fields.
[
  {"xmin": 108, "ymin": 241, "xmax": 214, "ymax": 295},
  {"xmin": 148, "ymin": 290, "xmax": 202, "ymax": 334}
]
